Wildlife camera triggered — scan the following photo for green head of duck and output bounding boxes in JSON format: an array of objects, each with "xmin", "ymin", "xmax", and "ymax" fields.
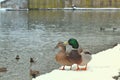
[{"xmin": 68, "ymin": 38, "xmax": 79, "ymax": 49}]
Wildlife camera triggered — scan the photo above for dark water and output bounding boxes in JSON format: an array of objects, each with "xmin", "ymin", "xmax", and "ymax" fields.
[{"xmin": 0, "ymin": 10, "xmax": 120, "ymax": 80}]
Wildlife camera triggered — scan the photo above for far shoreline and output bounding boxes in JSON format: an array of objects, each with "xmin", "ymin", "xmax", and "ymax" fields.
[{"xmin": 1, "ymin": 7, "xmax": 120, "ymax": 11}]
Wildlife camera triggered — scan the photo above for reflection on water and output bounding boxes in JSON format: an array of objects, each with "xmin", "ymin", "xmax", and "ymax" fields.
[{"xmin": 0, "ymin": 10, "xmax": 120, "ymax": 80}]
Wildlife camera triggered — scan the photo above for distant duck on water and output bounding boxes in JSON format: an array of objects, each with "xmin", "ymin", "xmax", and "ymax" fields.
[
  {"xmin": 15, "ymin": 55, "xmax": 20, "ymax": 61},
  {"xmin": 72, "ymin": 4, "xmax": 77, "ymax": 10},
  {"xmin": 0, "ymin": 67, "xmax": 7, "ymax": 72},
  {"xmin": 30, "ymin": 58, "xmax": 35, "ymax": 63}
]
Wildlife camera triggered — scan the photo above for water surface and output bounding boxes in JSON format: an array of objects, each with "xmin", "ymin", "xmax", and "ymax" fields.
[{"xmin": 0, "ymin": 10, "xmax": 120, "ymax": 80}]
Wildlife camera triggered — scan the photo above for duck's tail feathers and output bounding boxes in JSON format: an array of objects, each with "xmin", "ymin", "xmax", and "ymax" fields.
[{"xmin": 84, "ymin": 51, "xmax": 92, "ymax": 55}]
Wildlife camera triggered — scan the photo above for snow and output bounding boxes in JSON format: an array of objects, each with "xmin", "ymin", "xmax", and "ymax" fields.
[
  {"xmin": 0, "ymin": 8, "xmax": 13, "ymax": 11},
  {"xmin": 33, "ymin": 44, "xmax": 120, "ymax": 80},
  {"xmin": 0, "ymin": 0, "xmax": 5, "ymax": 3},
  {"xmin": 63, "ymin": 8, "xmax": 120, "ymax": 10}
]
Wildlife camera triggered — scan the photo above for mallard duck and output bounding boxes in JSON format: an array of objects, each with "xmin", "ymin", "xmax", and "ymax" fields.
[
  {"xmin": 30, "ymin": 58, "xmax": 35, "ymax": 63},
  {"xmin": 55, "ymin": 42, "xmax": 73, "ymax": 70},
  {"xmin": 0, "ymin": 67, "xmax": 7, "ymax": 72},
  {"xmin": 30, "ymin": 69, "xmax": 40, "ymax": 78},
  {"xmin": 55, "ymin": 40, "xmax": 92, "ymax": 70},
  {"xmin": 63, "ymin": 38, "xmax": 92, "ymax": 70},
  {"xmin": 15, "ymin": 55, "xmax": 20, "ymax": 61}
]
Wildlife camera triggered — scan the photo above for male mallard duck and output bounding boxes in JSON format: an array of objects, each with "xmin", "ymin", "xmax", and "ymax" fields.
[
  {"xmin": 55, "ymin": 42, "xmax": 74, "ymax": 70},
  {"xmin": 63, "ymin": 38, "xmax": 92, "ymax": 70},
  {"xmin": 55, "ymin": 40, "xmax": 92, "ymax": 70}
]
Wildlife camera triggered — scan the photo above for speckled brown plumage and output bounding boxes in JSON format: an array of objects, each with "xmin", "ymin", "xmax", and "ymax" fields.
[{"xmin": 55, "ymin": 42, "xmax": 73, "ymax": 66}]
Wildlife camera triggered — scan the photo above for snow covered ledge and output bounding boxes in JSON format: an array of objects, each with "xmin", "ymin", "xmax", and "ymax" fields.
[{"xmin": 33, "ymin": 44, "xmax": 120, "ymax": 80}]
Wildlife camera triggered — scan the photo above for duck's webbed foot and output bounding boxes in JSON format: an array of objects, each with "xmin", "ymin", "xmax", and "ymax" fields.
[
  {"xmin": 74, "ymin": 64, "xmax": 87, "ymax": 71},
  {"xmin": 80, "ymin": 67, "xmax": 87, "ymax": 70},
  {"xmin": 75, "ymin": 65, "xmax": 81, "ymax": 71},
  {"xmin": 80, "ymin": 64, "xmax": 87, "ymax": 71},
  {"xmin": 59, "ymin": 66, "xmax": 65, "ymax": 70},
  {"xmin": 70, "ymin": 66, "xmax": 72, "ymax": 70}
]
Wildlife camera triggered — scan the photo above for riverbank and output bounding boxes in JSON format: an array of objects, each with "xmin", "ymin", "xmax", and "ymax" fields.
[
  {"xmin": 0, "ymin": 8, "xmax": 28, "ymax": 11},
  {"xmin": 1, "ymin": 7, "xmax": 120, "ymax": 11}
]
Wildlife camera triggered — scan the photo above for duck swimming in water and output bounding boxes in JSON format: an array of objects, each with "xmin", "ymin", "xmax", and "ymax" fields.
[{"xmin": 63, "ymin": 38, "xmax": 92, "ymax": 70}]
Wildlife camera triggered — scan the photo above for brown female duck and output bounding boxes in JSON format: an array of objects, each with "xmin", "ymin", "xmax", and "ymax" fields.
[{"xmin": 55, "ymin": 42, "xmax": 73, "ymax": 70}]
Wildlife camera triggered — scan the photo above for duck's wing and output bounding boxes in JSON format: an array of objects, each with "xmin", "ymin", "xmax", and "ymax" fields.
[
  {"xmin": 80, "ymin": 51, "xmax": 92, "ymax": 65},
  {"xmin": 68, "ymin": 50, "xmax": 82, "ymax": 60}
]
